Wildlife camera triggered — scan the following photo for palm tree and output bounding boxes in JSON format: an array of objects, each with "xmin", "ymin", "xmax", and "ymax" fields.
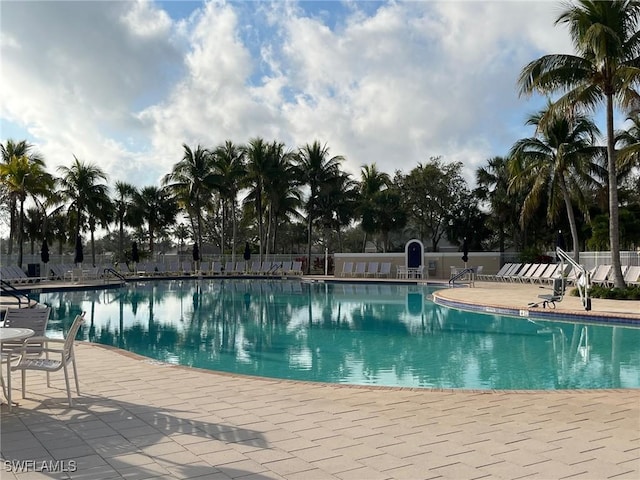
[
  {"xmin": 518, "ymin": 0, "xmax": 640, "ymax": 287},
  {"xmin": 476, "ymin": 156, "xmax": 522, "ymax": 252},
  {"xmin": 509, "ymin": 103, "xmax": 600, "ymax": 262},
  {"xmin": 0, "ymin": 139, "xmax": 47, "ymax": 258},
  {"xmin": 163, "ymin": 144, "xmax": 217, "ymax": 253},
  {"xmin": 0, "ymin": 149, "xmax": 53, "ymax": 268},
  {"xmin": 263, "ymin": 141, "xmax": 300, "ymax": 255},
  {"xmin": 244, "ymin": 138, "xmax": 271, "ymax": 260},
  {"xmin": 296, "ymin": 141, "xmax": 344, "ymax": 273},
  {"xmin": 616, "ymin": 112, "xmax": 640, "ymax": 171},
  {"xmin": 358, "ymin": 163, "xmax": 392, "ymax": 252},
  {"xmin": 328, "ymin": 173, "xmax": 359, "ymax": 252},
  {"xmin": 213, "ymin": 141, "xmax": 246, "ymax": 262},
  {"xmin": 58, "ymin": 155, "xmax": 109, "ymax": 242},
  {"xmin": 131, "ymin": 186, "xmax": 179, "ymax": 255},
  {"xmin": 113, "ymin": 181, "xmax": 138, "ymax": 262}
]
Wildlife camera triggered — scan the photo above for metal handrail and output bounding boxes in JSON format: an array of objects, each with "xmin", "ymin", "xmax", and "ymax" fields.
[
  {"xmin": 0, "ymin": 279, "xmax": 31, "ymax": 309},
  {"xmin": 103, "ymin": 268, "xmax": 127, "ymax": 283},
  {"xmin": 449, "ymin": 267, "xmax": 475, "ymax": 286}
]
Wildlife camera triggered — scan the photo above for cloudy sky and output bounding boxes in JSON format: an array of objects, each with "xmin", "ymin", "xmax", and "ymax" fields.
[{"xmin": 1, "ymin": 0, "xmax": 576, "ymax": 189}]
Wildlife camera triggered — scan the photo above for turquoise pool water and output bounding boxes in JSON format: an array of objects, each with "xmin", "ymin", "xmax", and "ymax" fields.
[{"xmin": 34, "ymin": 279, "xmax": 640, "ymax": 390}]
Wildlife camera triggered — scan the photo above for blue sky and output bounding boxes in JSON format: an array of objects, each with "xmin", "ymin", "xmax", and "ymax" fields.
[{"xmin": 2, "ymin": 0, "xmax": 583, "ymax": 192}]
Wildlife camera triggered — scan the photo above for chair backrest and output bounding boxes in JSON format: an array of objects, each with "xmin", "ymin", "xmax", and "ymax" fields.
[
  {"xmin": 367, "ymin": 262, "xmax": 379, "ymax": 275},
  {"xmin": 624, "ymin": 266, "xmax": 640, "ymax": 283},
  {"xmin": 291, "ymin": 261, "xmax": 302, "ymax": 273},
  {"xmin": 235, "ymin": 261, "xmax": 246, "ymax": 273},
  {"xmin": 63, "ymin": 313, "xmax": 85, "ymax": 363},
  {"xmin": 212, "ymin": 261, "xmax": 222, "ymax": 273},
  {"xmin": 342, "ymin": 262, "xmax": 353, "ymax": 274},
  {"xmin": 354, "ymin": 262, "xmax": 366, "ymax": 274},
  {"xmin": 379, "ymin": 263, "xmax": 391, "ymax": 275},
  {"xmin": 2, "ymin": 307, "xmax": 51, "ymax": 355},
  {"xmin": 494, "ymin": 263, "xmax": 512, "ymax": 278},
  {"xmin": 592, "ymin": 264, "xmax": 612, "ymax": 283},
  {"xmin": 280, "ymin": 261, "xmax": 292, "ymax": 272}
]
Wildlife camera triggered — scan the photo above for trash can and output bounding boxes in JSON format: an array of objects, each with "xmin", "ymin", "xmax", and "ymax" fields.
[{"xmin": 27, "ymin": 263, "xmax": 40, "ymax": 278}]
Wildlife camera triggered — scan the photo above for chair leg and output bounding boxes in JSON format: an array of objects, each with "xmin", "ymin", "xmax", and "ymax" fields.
[
  {"xmin": 63, "ymin": 363, "xmax": 72, "ymax": 406},
  {"xmin": 21, "ymin": 369, "xmax": 26, "ymax": 399},
  {"xmin": 3, "ymin": 359, "xmax": 11, "ymax": 412},
  {"xmin": 71, "ymin": 356, "xmax": 80, "ymax": 395}
]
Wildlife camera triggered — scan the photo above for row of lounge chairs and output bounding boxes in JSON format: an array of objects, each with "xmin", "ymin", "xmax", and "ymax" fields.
[
  {"xmin": 1, "ymin": 260, "xmax": 305, "ymax": 284},
  {"xmin": 338, "ymin": 262, "xmax": 393, "ymax": 278},
  {"xmin": 132, "ymin": 260, "xmax": 303, "ymax": 277},
  {"xmin": 478, "ymin": 262, "xmax": 640, "ymax": 286}
]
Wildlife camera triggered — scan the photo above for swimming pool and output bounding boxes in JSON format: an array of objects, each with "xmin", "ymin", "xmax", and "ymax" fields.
[{"xmin": 33, "ymin": 279, "xmax": 640, "ymax": 390}]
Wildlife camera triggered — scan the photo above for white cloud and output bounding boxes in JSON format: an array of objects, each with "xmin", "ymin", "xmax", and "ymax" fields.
[{"xmin": 1, "ymin": 0, "xmax": 577, "ymax": 193}]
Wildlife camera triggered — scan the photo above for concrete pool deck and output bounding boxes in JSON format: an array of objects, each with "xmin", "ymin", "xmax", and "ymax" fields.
[{"xmin": 1, "ymin": 277, "xmax": 639, "ymax": 479}]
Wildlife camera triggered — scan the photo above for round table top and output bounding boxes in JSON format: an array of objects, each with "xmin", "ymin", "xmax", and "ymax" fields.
[{"xmin": 0, "ymin": 327, "xmax": 35, "ymax": 342}]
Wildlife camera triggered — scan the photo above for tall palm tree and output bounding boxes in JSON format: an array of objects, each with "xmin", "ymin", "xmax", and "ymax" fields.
[
  {"xmin": 509, "ymin": 104, "xmax": 600, "ymax": 262},
  {"xmin": 0, "ymin": 151, "xmax": 53, "ymax": 268},
  {"xmin": 213, "ymin": 140, "xmax": 246, "ymax": 262},
  {"xmin": 518, "ymin": 0, "xmax": 640, "ymax": 287},
  {"xmin": 296, "ymin": 141, "xmax": 344, "ymax": 273},
  {"xmin": 163, "ymin": 144, "xmax": 217, "ymax": 253},
  {"xmin": 113, "ymin": 181, "xmax": 138, "ymax": 262},
  {"xmin": 358, "ymin": 163, "xmax": 392, "ymax": 252},
  {"xmin": 263, "ymin": 141, "xmax": 299, "ymax": 255},
  {"xmin": 0, "ymin": 139, "xmax": 46, "ymax": 258},
  {"xmin": 244, "ymin": 137, "xmax": 271, "ymax": 260}
]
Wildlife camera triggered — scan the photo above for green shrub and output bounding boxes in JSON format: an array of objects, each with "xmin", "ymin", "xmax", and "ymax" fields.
[{"xmin": 571, "ymin": 284, "xmax": 640, "ymax": 300}]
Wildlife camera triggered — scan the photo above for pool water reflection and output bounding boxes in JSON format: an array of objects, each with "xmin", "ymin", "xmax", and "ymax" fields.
[{"xmin": 35, "ymin": 279, "xmax": 640, "ymax": 390}]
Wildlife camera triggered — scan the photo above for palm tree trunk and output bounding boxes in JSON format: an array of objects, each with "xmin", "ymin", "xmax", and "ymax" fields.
[
  {"xmin": 119, "ymin": 219, "xmax": 124, "ymax": 262},
  {"xmin": 90, "ymin": 228, "xmax": 96, "ymax": 266},
  {"xmin": 606, "ymin": 94, "xmax": 625, "ymax": 288},
  {"xmin": 17, "ymin": 199, "xmax": 24, "ymax": 268},
  {"xmin": 307, "ymin": 213, "xmax": 312, "ymax": 274},
  {"xmin": 559, "ymin": 177, "xmax": 580, "ymax": 263},
  {"xmin": 231, "ymin": 197, "xmax": 237, "ymax": 263},
  {"xmin": 221, "ymin": 198, "xmax": 226, "ymax": 261},
  {"xmin": 8, "ymin": 198, "xmax": 15, "ymax": 256}
]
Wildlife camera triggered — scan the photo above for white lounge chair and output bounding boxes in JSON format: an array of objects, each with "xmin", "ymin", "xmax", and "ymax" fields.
[
  {"xmin": 260, "ymin": 261, "xmax": 272, "ymax": 275},
  {"xmin": 624, "ymin": 266, "xmax": 640, "ymax": 285},
  {"xmin": 353, "ymin": 262, "xmax": 366, "ymax": 277},
  {"xmin": 591, "ymin": 265, "xmax": 612, "ymax": 286},
  {"xmin": 509, "ymin": 263, "xmax": 535, "ymax": 282},
  {"xmin": 366, "ymin": 262, "xmax": 379, "ymax": 277},
  {"xmin": 250, "ymin": 261, "xmax": 262, "ymax": 274},
  {"xmin": 478, "ymin": 263, "xmax": 512, "ymax": 281},
  {"xmin": 339, "ymin": 262, "xmax": 353, "ymax": 278},
  {"xmin": 279, "ymin": 261, "xmax": 292, "ymax": 275},
  {"xmin": 290, "ymin": 261, "xmax": 303, "ymax": 275},
  {"xmin": 210, "ymin": 261, "xmax": 221, "ymax": 275},
  {"xmin": 377, "ymin": 263, "xmax": 391, "ymax": 278}
]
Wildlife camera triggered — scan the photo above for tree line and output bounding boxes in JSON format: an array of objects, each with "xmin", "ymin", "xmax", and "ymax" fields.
[{"xmin": 1, "ymin": 0, "xmax": 639, "ymax": 285}]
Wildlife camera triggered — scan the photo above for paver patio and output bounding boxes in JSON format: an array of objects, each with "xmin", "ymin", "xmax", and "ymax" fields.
[{"xmin": 1, "ymin": 279, "xmax": 639, "ymax": 479}]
